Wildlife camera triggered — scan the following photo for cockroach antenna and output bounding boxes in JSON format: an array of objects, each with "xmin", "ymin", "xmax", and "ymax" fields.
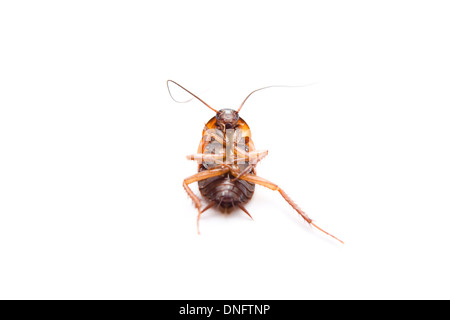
[{"xmin": 167, "ymin": 80, "xmax": 218, "ymax": 113}]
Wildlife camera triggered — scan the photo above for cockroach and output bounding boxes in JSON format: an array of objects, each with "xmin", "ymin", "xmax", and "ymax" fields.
[{"xmin": 167, "ymin": 80, "xmax": 343, "ymax": 244}]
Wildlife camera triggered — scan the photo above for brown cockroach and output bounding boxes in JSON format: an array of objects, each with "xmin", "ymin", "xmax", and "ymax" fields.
[{"xmin": 167, "ymin": 80, "xmax": 343, "ymax": 244}]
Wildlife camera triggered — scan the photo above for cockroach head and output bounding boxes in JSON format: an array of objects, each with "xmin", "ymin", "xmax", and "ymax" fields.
[{"xmin": 216, "ymin": 109, "xmax": 239, "ymax": 129}]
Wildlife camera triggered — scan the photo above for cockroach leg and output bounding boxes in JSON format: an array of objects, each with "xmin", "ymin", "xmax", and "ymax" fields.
[
  {"xmin": 230, "ymin": 150, "xmax": 268, "ymax": 181},
  {"xmin": 201, "ymin": 202, "xmax": 215, "ymax": 213},
  {"xmin": 238, "ymin": 174, "xmax": 344, "ymax": 244},
  {"xmin": 249, "ymin": 150, "xmax": 268, "ymax": 163},
  {"xmin": 231, "ymin": 164, "xmax": 255, "ymax": 182},
  {"xmin": 234, "ymin": 150, "xmax": 268, "ymax": 165},
  {"xmin": 183, "ymin": 167, "xmax": 230, "ymax": 234},
  {"xmin": 186, "ymin": 153, "xmax": 224, "ymax": 163}
]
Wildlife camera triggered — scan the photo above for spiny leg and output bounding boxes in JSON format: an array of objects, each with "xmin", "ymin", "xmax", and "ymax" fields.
[
  {"xmin": 201, "ymin": 202, "xmax": 215, "ymax": 213},
  {"xmin": 234, "ymin": 150, "xmax": 269, "ymax": 165},
  {"xmin": 186, "ymin": 153, "xmax": 224, "ymax": 163},
  {"xmin": 183, "ymin": 167, "xmax": 230, "ymax": 234},
  {"xmin": 239, "ymin": 174, "xmax": 344, "ymax": 244},
  {"xmin": 231, "ymin": 150, "xmax": 268, "ymax": 180},
  {"xmin": 186, "ymin": 150, "xmax": 267, "ymax": 170}
]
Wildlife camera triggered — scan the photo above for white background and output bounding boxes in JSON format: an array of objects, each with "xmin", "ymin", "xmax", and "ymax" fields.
[{"xmin": 1, "ymin": 1, "xmax": 449, "ymax": 300}]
